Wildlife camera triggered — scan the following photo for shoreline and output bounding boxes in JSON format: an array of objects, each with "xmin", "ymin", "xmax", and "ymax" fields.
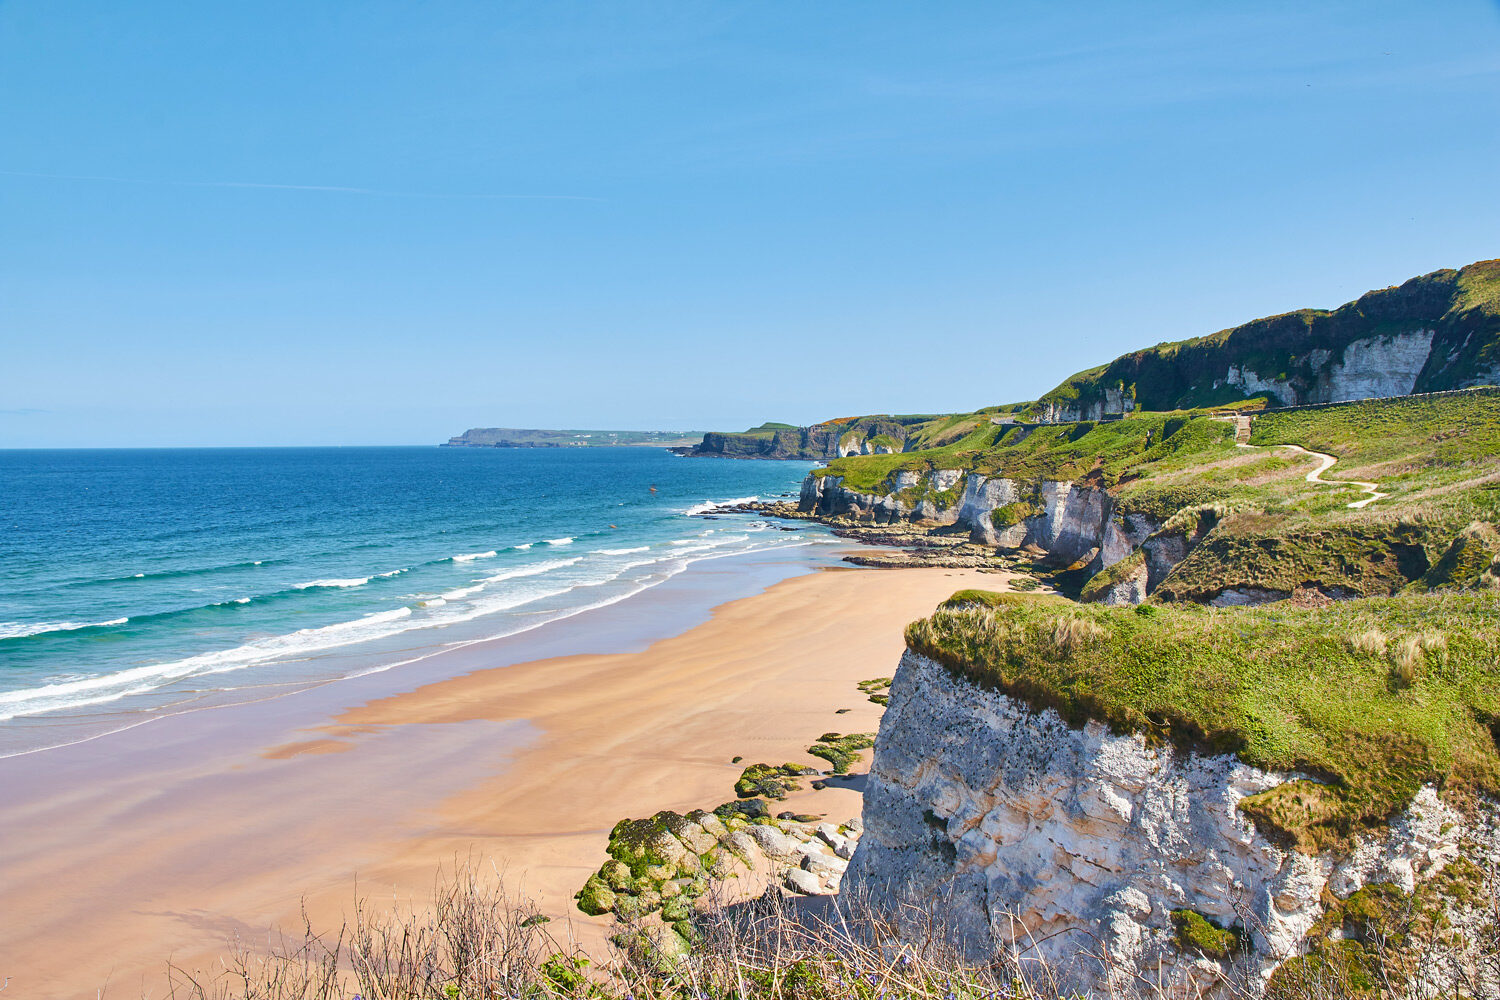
[{"xmin": 0, "ymin": 542, "xmax": 1017, "ymax": 1000}]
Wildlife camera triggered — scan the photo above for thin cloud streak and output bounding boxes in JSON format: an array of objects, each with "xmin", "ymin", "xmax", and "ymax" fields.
[{"xmin": 0, "ymin": 169, "xmax": 602, "ymax": 201}]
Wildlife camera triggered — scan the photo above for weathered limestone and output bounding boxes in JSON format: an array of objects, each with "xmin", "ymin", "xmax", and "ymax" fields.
[
  {"xmin": 1223, "ymin": 330, "xmax": 1438, "ymax": 405},
  {"xmin": 846, "ymin": 651, "xmax": 1490, "ymax": 996},
  {"xmin": 801, "ymin": 468, "xmax": 1166, "ymax": 592}
]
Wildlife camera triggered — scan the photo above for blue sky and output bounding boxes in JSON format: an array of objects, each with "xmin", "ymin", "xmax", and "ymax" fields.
[{"xmin": 3, "ymin": 1, "xmax": 1499, "ymax": 447}]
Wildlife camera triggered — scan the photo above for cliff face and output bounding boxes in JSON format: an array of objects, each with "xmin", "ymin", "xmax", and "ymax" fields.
[
  {"xmin": 685, "ymin": 417, "xmax": 930, "ymax": 460},
  {"xmin": 801, "ymin": 469, "xmax": 1174, "ymax": 593},
  {"xmin": 1039, "ymin": 259, "xmax": 1500, "ymax": 414},
  {"xmin": 848, "ymin": 651, "xmax": 1490, "ymax": 996}
]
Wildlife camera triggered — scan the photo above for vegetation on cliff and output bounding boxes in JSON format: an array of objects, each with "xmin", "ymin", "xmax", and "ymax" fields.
[
  {"xmin": 1037, "ymin": 258, "xmax": 1500, "ymax": 413},
  {"xmin": 811, "ymin": 411, "xmax": 1239, "ymax": 493},
  {"xmin": 801, "ymin": 388, "xmax": 1500, "ymax": 605},
  {"xmin": 905, "ymin": 590, "xmax": 1500, "ymax": 852},
  {"xmin": 687, "ymin": 259, "xmax": 1499, "ymax": 464}
]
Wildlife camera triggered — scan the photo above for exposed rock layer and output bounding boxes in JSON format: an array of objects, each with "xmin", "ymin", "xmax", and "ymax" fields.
[{"xmin": 848, "ymin": 651, "xmax": 1489, "ymax": 996}]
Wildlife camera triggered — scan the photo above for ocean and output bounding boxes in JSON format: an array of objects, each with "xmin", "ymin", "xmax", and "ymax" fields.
[{"xmin": 0, "ymin": 446, "xmax": 833, "ymax": 758}]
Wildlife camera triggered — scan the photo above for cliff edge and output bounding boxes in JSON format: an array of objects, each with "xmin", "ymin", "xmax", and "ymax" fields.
[{"xmin": 846, "ymin": 594, "xmax": 1500, "ymax": 996}]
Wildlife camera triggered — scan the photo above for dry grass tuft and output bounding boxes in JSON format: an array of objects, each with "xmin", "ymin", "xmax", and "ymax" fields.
[
  {"xmin": 1050, "ymin": 615, "xmax": 1105, "ymax": 655},
  {"xmin": 1350, "ymin": 628, "xmax": 1389, "ymax": 657},
  {"xmin": 129, "ymin": 854, "xmax": 1500, "ymax": 1000},
  {"xmin": 1391, "ymin": 632, "xmax": 1447, "ymax": 689}
]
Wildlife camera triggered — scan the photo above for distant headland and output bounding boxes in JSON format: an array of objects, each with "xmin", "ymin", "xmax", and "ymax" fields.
[{"xmin": 442, "ymin": 427, "xmax": 703, "ymax": 448}]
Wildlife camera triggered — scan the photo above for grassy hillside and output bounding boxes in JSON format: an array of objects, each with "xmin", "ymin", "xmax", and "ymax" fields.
[
  {"xmin": 812, "ymin": 412, "xmax": 1241, "ymax": 492},
  {"xmin": 689, "ymin": 260, "xmax": 1498, "ymax": 461},
  {"xmin": 1038, "ymin": 259, "xmax": 1500, "ymax": 412},
  {"xmin": 812, "ymin": 391, "xmax": 1500, "ymax": 603},
  {"xmin": 907, "ymin": 591, "xmax": 1500, "ymax": 851}
]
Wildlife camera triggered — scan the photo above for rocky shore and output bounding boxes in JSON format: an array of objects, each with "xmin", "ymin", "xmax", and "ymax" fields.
[{"xmin": 698, "ymin": 500, "xmax": 1032, "ymax": 573}]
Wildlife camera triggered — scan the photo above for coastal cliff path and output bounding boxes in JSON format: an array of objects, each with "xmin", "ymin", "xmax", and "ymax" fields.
[{"xmin": 1235, "ymin": 441, "xmax": 1388, "ymax": 508}]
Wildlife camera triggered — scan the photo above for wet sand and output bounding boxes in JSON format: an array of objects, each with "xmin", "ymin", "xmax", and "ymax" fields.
[{"xmin": 0, "ymin": 561, "xmax": 1014, "ymax": 999}]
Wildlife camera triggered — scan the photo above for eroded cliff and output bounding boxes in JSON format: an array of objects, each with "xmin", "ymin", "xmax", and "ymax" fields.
[{"xmin": 848, "ymin": 647, "xmax": 1498, "ymax": 996}]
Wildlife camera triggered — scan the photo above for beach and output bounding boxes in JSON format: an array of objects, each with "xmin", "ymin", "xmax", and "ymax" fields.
[{"xmin": 0, "ymin": 556, "xmax": 1010, "ymax": 999}]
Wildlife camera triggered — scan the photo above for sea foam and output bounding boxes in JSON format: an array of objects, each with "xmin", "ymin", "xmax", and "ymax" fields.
[
  {"xmin": 683, "ymin": 495, "xmax": 759, "ymax": 516},
  {"xmin": 0, "ymin": 618, "xmax": 130, "ymax": 641},
  {"xmin": 293, "ymin": 577, "xmax": 371, "ymax": 590}
]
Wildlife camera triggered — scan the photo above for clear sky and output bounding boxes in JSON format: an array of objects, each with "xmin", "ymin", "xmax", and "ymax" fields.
[{"xmin": 3, "ymin": 1, "xmax": 1499, "ymax": 447}]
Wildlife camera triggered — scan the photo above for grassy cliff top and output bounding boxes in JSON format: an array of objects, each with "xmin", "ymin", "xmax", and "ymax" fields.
[
  {"xmin": 906, "ymin": 591, "xmax": 1500, "ymax": 851},
  {"xmin": 811, "ymin": 411, "xmax": 1241, "ymax": 493},
  {"xmin": 815, "ymin": 389, "xmax": 1500, "ymax": 520}
]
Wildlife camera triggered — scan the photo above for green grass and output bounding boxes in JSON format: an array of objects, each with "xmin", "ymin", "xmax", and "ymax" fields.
[
  {"xmin": 1250, "ymin": 388, "xmax": 1500, "ymax": 481},
  {"xmin": 813, "ymin": 412, "xmax": 1239, "ymax": 493},
  {"xmin": 940, "ymin": 589, "xmax": 1070, "ymax": 610},
  {"xmin": 904, "ymin": 591, "xmax": 1500, "ymax": 851}
]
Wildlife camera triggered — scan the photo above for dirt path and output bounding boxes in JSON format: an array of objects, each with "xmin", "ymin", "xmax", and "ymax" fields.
[{"xmin": 1236, "ymin": 441, "xmax": 1388, "ymax": 508}]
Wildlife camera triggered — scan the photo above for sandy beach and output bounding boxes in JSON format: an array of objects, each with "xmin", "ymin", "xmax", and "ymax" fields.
[{"xmin": 0, "ymin": 560, "xmax": 1009, "ymax": 999}]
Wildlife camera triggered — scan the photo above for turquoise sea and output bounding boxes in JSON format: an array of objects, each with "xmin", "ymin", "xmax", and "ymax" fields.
[{"xmin": 0, "ymin": 446, "xmax": 833, "ymax": 757}]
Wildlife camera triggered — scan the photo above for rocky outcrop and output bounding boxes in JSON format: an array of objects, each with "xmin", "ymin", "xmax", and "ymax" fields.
[
  {"xmin": 847, "ymin": 650, "xmax": 1493, "ymax": 996},
  {"xmin": 686, "ymin": 417, "xmax": 919, "ymax": 460},
  {"xmin": 1080, "ymin": 505, "xmax": 1227, "ymax": 605},
  {"xmin": 1038, "ymin": 385, "xmax": 1136, "ymax": 424},
  {"xmin": 1220, "ymin": 330, "xmax": 1438, "ymax": 405},
  {"xmin": 800, "ymin": 469, "xmax": 1171, "ymax": 588},
  {"xmin": 576, "ymin": 807, "xmax": 865, "ymax": 922}
]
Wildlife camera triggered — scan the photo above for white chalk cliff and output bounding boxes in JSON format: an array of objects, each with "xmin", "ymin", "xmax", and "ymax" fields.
[
  {"xmin": 801, "ymin": 469, "xmax": 1164, "ymax": 590},
  {"xmin": 846, "ymin": 651, "xmax": 1490, "ymax": 996}
]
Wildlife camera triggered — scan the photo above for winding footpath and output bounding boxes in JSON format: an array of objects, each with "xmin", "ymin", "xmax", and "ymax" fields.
[{"xmin": 1235, "ymin": 441, "xmax": 1388, "ymax": 509}]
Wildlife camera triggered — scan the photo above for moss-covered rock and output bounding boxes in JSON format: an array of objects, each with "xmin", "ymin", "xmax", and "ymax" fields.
[
  {"xmin": 857, "ymin": 677, "xmax": 892, "ymax": 705},
  {"xmin": 714, "ymin": 797, "xmax": 771, "ymax": 820},
  {"xmin": 607, "ymin": 813, "xmax": 690, "ymax": 875},
  {"xmin": 1169, "ymin": 909, "xmax": 1241, "ymax": 960},
  {"xmin": 734, "ymin": 762, "xmax": 814, "ymax": 800},
  {"xmin": 660, "ymin": 894, "xmax": 692, "ymax": 924},
  {"xmin": 808, "ymin": 732, "xmax": 876, "ymax": 773},
  {"xmin": 575, "ymin": 874, "xmax": 617, "ymax": 916},
  {"xmin": 578, "ymin": 805, "xmax": 795, "ymax": 919},
  {"xmin": 600, "ymin": 858, "xmax": 634, "ymax": 892}
]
